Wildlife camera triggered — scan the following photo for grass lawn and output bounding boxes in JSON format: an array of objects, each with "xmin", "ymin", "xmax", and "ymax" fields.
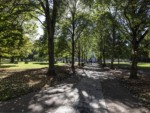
[
  {"xmin": 107, "ymin": 62, "xmax": 150, "ymax": 69},
  {"xmin": 0, "ymin": 62, "xmax": 65, "ymax": 69}
]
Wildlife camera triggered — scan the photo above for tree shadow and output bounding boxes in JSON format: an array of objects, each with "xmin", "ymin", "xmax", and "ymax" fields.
[
  {"xmin": 33, "ymin": 62, "xmax": 48, "ymax": 65},
  {"xmin": 0, "ymin": 65, "xmax": 149, "ymax": 113}
]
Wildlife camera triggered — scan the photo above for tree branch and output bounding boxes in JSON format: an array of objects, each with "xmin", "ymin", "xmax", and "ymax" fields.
[
  {"xmin": 137, "ymin": 29, "xmax": 149, "ymax": 44},
  {"xmin": 29, "ymin": 14, "xmax": 46, "ymax": 28}
]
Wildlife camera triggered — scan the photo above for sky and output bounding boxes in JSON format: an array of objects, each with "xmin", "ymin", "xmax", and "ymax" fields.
[{"xmin": 36, "ymin": 15, "xmax": 45, "ymax": 39}]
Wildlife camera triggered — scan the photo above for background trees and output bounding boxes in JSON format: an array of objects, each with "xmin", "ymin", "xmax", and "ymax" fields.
[{"xmin": 0, "ymin": 0, "xmax": 150, "ymax": 79}]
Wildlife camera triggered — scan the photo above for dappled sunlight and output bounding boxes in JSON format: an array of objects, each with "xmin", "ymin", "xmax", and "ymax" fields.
[
  {"xmin": 28, "ymin": 103, "xmax": 43, "ymax": 113},
  {"xmin": 28, "ymin": 80, "xmax": 42, "ymax": 87}
]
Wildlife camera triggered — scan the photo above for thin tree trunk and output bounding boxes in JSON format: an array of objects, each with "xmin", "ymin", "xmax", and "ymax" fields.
[
  {"xmin": 10, "ymin": 56, "xmax": 14, "ymax": 63},
  {"xmin": 102, "ymin": 49, "xmax": 106, "ymax": 67},
  {"xmin": 81, "ymin": 50, "xmax": 84, "ymax": 63},
  {"xmin": 71, "ymin": 37, "xmax": 75, "ymax": 73},
  {"xmin": 78, "ymin": 41, "xmax": 81, "ymax": 66},
  {"xmin": 78, "ymin": 49, "xmax": 81, "ymax": 66},
  {"xmin": 65, "ymin": 56, "xmax": 68, "ymax": 63},
  {"xmin": 0, "ymin": 56, "xmax": 1, "ymax": 66},
  {"xmin": 110, "ymin": 24, "xmax": 116, "ymax": 69},
  {"xmin": 118, "ymin": 56, "xmax": 120, "ymax": 68}
]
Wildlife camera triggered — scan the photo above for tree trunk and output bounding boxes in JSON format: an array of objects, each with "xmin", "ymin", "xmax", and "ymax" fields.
[
  {"xmin": 102, "ymin": 48, "xmax": 106, "ymax": 67},
  {"xmin": 78, "ymin": 49, "xmax": 81, "ymax": 66},
  {"xmin": 71, "ymin": 38, "xmax": 75, "ymax": 73},
  {"xmin": 99, "ymin": 55, "xmax": 102, "ymax": 66},
  {"xmin": 71, "ymin": 11, "xmax": 76, "ymax": 74},
  {"xmin": 78, "ymin": 41, "xmax": 81, "ymax": 66},
  {"xmin": 65, "ymin": 56, "xmax": 68, "ymax": 63},
  {"xmin": 118, "ymin": 56, "xmax": 120, "ymax": 68},
  {"xmin": 47, "ymin": 28, "xmax": 56, "ymax": 76},
  {"xmin": 130, "ymin": 43, "xmax": 138, "ymax": 79},
  {"xmin": 10, "ymin": 56, "xmax": 14, "ymax": 63},
  {"xmin": 0, "ymin": 56, "xmax": 1, "ymax": 66},
  {"xmin": 81, "ymin": 50, "xmax": 84, "ymax": 63},
  {"xmin": 110, "ymin": 24, "xmax": 116, "ymax": 69},
  {"xmin": 71, "ymin": 24, "xmax": 75, "ymax": 73},
  {"xmin": 45, "ymin": 0, "xmax": 57, "ymax": 76}
]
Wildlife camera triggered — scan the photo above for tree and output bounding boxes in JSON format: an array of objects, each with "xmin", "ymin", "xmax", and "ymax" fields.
[
  {"xmin": 29, "ymin": 0, "xmax": 63, "ymax": 76},
  {"xmin": 60, "ymin": 0, "xmax": 90, "ymax": 73},
  {"xmin": 119, "ymin": 0, "xmax": 150, "ymax": 78},
  {"xmin": 0, "ymin": 0, "xmax": 35, "ymax": 63}
]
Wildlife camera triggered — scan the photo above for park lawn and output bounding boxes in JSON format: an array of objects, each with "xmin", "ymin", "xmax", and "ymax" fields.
[
  {"xmin": 108, "ymin": 62, "xmax": 150, "ymax": 69},
  {"xmin": 138, "ymin": 63, "xmax": 150, "ymax": 68},
  {"xmin": 0, "ymin": 62, "xmax": 65, "ymax": 69}
]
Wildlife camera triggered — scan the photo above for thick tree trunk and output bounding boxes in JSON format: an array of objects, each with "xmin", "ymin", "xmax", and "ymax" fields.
[
  {"xmin": 45, "ymin": 0, "xmax": 57, "ymax": 76},
  {"xmin": 130, "ymin": 43, "xmax": 138, "ymax": 79},
  {"xmin": 47, "ymin": 29, "xmax": 56, "ymax": 76}
]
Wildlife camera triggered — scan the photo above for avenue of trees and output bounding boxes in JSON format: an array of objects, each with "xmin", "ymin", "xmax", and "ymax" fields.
[{"xmin": 0, "ymin": 0, "xmax": 150, "ymax": 79}]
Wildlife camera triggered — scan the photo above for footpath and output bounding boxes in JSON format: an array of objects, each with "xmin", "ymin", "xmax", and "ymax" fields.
[{"xmin": 0, "ymin": 64, "xmax": 149, "ymax": 113}]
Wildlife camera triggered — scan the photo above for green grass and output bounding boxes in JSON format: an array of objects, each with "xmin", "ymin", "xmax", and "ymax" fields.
[
  {"xmin": 107, "ymin": 62, "xmax": 150, "ymax": 69},
  {"xmin": 138, "ymin": 63, "xmax": 150, "ymax": 67},
  {"xmin": 0, "ymin": 62, "xmax": 65, "ymax": 69}
]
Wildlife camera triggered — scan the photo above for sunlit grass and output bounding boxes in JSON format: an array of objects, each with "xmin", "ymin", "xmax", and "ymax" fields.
[
  {"xmin": 138, "ymin": 63, "xmax": 150, "ymax": 68},
  {"xmin": 107, "ymin": 62, "xmax": 150, "ymax": 69},
  {"xmin": 0, "ymin": 62, "xmax": 66, "ymax": 69}
]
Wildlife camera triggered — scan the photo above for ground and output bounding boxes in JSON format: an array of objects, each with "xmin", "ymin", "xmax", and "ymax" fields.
[{"xmin": 0, "ymin": 63, "xmax": 150, "ymax": 113}]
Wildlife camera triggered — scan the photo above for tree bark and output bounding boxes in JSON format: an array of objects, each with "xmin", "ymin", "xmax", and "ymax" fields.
[
  {"xmin": 65, "ymin": 56, "xmax": 68, "ymax": 63},
  {"xmin": 130, "ymin": 41, "xmax": 138, "ymax": 79},
  {"xmin": 110, "ymin": 24, "xmax": 116, "ymax": 69},
  {"xmin": 10, "ymin": 56, "xmax": 14, "ymax": 63},
  {"xmin": 0, "ymin": 56, "xmax": 1, "ymax": 66},
  {"xmin": 78, "ymin": 42, "xmax": 81, "ymax": 66},
  {"xmin": 45, "ymin": 0, "xmax": 57, "ymax": 76},
  {"xmin": 102, "ymin": 48, "xmax": 106, "ymax": 67},
  {"xmin": 71, "ymin": 36, "xmax": 75, "ymax": 73},
  {"xmin": 118, "ymin": 56, "xmax": 120, "ymax": 68}
]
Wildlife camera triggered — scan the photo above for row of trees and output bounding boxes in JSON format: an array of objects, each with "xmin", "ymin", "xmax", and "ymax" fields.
[
  {"xmin": 0, "ymin": 0, "xmax": 150, "ymax": 79},
  {"xmin": 0, "ymin": 0, "xmax": 38, "ymax": 64}
]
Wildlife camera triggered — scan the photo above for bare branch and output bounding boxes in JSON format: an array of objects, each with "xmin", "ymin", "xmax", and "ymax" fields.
[
  {"xmin": 137, "ymin": 29, "xmax": 149, "ymax": 44},
  {"xmin": 29, "ymin": 14, "xmax": 46, "ymax": 28}
]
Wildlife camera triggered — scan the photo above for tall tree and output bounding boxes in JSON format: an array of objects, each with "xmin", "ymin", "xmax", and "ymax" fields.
[
  {"xmin": 29, "ymin": 0, "xmax": 62, "ymax": 76},
  {"xmin": 119, "ymin": 0, "xmax": 150, "ymax": 78}
]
